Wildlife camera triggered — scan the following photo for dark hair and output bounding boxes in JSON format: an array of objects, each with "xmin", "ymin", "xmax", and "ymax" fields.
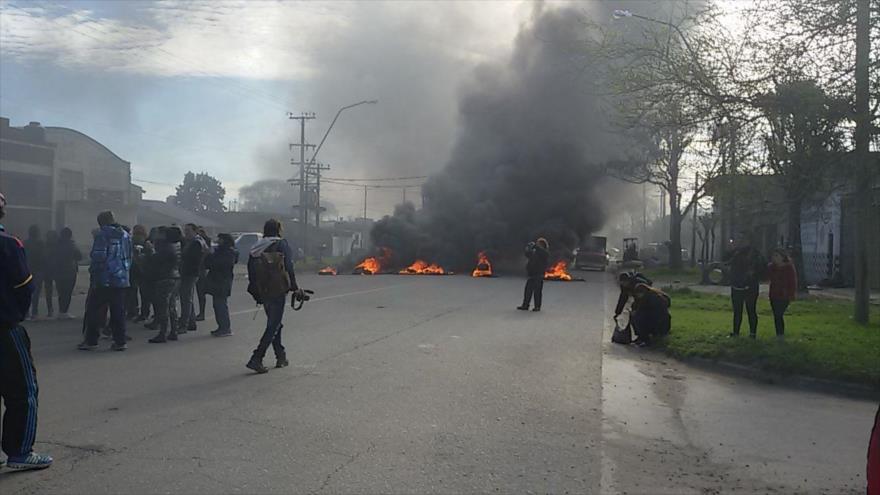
[
  {"xmin": 28, "ymin": 224, "xmax": 41, "ymax": 239},
  {"xmin": 185, "ymin": 223, "xmax": 197, "ymax": 231},
  {"xmin": 97, "ymin": 211, "xmax": 115, "ymax": 227},
  {"xmin": 618, "ymin": 272, "xmax": 632, "ymax": 282},
  {"xmin": 217, "ymin": 233, "xmax": 234, "ymax": 248},
  {"xmin": 60, "ymin": 227, "xmax": 73, "ymax": 240},
  {"xmin": 263, "ymin": 218, "xmax": 282, "ymax": 237},
  {"xmin": 772, "ymin": 248, "xmax": 791, "ymax": 263}
]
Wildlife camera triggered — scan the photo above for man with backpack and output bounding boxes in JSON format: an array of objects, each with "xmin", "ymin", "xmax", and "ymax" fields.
[{"xmin": 246, "ymin": 219, "xmax": 301, "ymax": 374}]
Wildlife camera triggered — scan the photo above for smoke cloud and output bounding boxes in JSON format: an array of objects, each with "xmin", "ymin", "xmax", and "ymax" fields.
[{"xmin": 372, "ymin": 4, "xmax": 627, "ymax": 268}]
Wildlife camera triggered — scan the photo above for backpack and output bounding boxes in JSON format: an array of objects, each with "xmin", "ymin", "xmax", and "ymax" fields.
[
  {"xmin": 611, "ymin": 320, "xmax": 632, "ymax": 344},
  {"xmin": 252, "ymin": 243, "xmax": 290, "ymax": 300}
]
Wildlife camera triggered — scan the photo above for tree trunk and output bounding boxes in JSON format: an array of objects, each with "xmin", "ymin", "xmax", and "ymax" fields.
[
  {"xmin": 669, "ymin": 207, "xmax": 683, "ymax": 271},
  {"xmin": 786, "ymin": 196, "xmax": 808, "ymax": 291}
]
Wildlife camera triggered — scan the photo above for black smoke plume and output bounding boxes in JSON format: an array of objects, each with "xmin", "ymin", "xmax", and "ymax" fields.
[{"xmin": 372, "ymin": 5, "xmax": 626, "ymax": 268}]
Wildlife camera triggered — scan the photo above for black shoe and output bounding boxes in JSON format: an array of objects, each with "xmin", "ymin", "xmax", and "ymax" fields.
[
  {"xmin": 133, "ymin": 315, "xmax": 146, "ymax": 323},
  {"xmin": 748, "ymin": 333, "xmax": 757, "ymax": 339},
  {"xmin": 145, "ymin": 322, "xmax": 158, "ymax": 330},
  {"xmin": 727, "ymin": 332, "xmax": 739, "ymax": 338},
  {"xmin": 516, "ymin": 305, "xmax": 529, "ymax": 311},
  {"xmin": 111, "ymin": 342, "xmax": 127, "ymax": 351},
  {"xmin": 211, "ymin": 330, "xmax": 233, "ymax": 337},
  {"xmin": 195, "ymin": 314, "xmax": 205, "ymax": 322},
  {"xmin": 532, "ymin": 307, "xmax": 541, "ymax": 312},
  {"xmin": 167, "ymin": 332, "xmax": 178, "ymax": 341},
  {"xmin": 246, "ymin": 359, "xmax": 269, "ymax": 374},
  {"xmin": 148, "ymin": 335, "xmax": 166, "ymax": 343},
  {"xmin": 187, "ymin": 324, "xmax": 197, "ymax": 332},
  {"xmin": 275, "ymin": 358, "xmax": 289, "ymax": 368},
  {"xmin": 77, "ymin": 342, "xmax": 99, "ymax": 351}
]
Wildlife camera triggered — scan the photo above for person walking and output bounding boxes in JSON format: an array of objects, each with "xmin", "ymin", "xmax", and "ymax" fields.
[
  {"xmin": 725, "ymin": 234, "xmax": 766, "ymax": 338},
  {"xmin": 767, "ymin": 248, "xmax": 797, "ymax": 340},
  {"xmin": 246, "ymin": 219, "xmax": 300, "ymax": 373},
  {"xmin": 0, "ymin": 192, "xmax": 53, "ymax": 470},
  {"xmin": 54, "ymin": 227, "xmax": 82, "ymax": 319},
  {"xmin": 205, "ymin": 233, "xmax": 238, "ymax": 337},
  {"xmin": 177, "ymin": 223, "xmax": 207, "ymax": 334},
  {"xmin": 148, "ymin": 226, "xmax": 182, "ymax": 343},
  {"xmin": 40, "ymin": 230, "xmax": 59, "ymax": 318},
  {"xmin": 517, "ymin": 238, "xmax": 550, "ymax": 312},
  {"xmin": 23, "ymin": 225, "xmax": 46, "ymax": 320},
  {"xmin": 77, "ymin": 211, "xmax": 133, "ymax": 352}
]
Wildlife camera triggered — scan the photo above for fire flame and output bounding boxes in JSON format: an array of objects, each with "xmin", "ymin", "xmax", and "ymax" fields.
[
  {"xmin": 544, "ymin": 260, "xmax": 573, "ymax": 281},
  {"xmin": 318, "ymin": 266, "xmax": 337, "ymax": 275},
  {"xmin": 399, "ymin": 260, "xmax": 446, "ymax": 275},
  {"xmin": 472, "ymin": 251, "xmax": 493, "ymax": 277},
  {"xmin": 354, "ymin": 247, "xmax": 392, "ymax": 275}
]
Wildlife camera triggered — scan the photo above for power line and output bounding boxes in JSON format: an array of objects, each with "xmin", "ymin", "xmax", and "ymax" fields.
[{"xmin": 323, "ymin": 175, "xmax": 428, "ymax": 182}]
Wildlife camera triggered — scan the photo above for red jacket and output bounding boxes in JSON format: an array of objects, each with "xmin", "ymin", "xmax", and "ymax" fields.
[{"xmin": 767, "ymin": 262, "xmax": 797, "ymax": 300}]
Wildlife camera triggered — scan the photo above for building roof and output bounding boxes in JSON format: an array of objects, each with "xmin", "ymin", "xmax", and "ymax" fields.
[
  {"xmin": 139, "ymin": 199, "xmax": 224, "ymax": 228},
  {"xmin": 44, "ymin": 126, "xmax": 130, "ymax": 165}
]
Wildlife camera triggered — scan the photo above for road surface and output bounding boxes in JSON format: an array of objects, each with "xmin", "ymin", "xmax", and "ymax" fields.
[{"xmin": 0, "ymin": 271, "xmax": 874, "ymax": 494}]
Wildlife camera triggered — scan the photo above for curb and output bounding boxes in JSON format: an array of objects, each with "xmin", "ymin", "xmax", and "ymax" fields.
[{"xmin": 680, "ymin": 355, "xmax": 880, "ymax": 401}]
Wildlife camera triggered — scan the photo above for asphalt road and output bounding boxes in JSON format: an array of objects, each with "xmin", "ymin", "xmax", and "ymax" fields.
[{"xmin": 0, "ymin": 271, "xmax": 875, "ymax": 494}]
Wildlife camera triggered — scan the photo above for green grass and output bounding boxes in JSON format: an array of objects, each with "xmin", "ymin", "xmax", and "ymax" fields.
[
  {"xmin": 658, "ymin": 288, "xmax": 880, "ymax": 386},
  {"xmin": 642, "ymin": 266, "xmax": 702, "ymax": 285}
]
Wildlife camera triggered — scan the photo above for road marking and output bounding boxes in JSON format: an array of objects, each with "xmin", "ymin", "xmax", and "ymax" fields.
[{"xmin": 229, "ymin": 282, "xmax": 416, "ymax": 316}]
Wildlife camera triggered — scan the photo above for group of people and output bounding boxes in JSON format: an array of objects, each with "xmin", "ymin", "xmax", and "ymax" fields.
[{"xmin": 0, "ymin": 187, "xmax": 307, "ymax": 471}]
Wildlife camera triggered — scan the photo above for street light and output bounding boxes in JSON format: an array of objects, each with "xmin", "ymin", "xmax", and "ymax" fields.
[
  {"xmin": 611, "ymin": 9, "xmax": 697, "ymax": 61},
  {"xmin": 310, "ymin": 99, "xmax": 378, "ymax": 165}
]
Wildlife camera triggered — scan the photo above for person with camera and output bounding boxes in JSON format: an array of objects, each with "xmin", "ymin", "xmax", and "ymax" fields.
[
  {"xmin": 517, "ymin": 237, "xmax": 550, "ymax": 312},
  {"xmin": 246, "ymin": 219, "xmax": 301, "ymax": 374}
]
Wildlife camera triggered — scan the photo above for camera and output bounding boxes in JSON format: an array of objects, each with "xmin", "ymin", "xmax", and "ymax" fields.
[{"xmin": 294, "ymin": 289, "xmax": 313, "ymax": 302}]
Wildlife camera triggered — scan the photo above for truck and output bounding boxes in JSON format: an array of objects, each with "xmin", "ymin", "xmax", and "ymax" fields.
[{"xmin": 575, "ymin": 235, "xmax": 608, "ymax": 271}]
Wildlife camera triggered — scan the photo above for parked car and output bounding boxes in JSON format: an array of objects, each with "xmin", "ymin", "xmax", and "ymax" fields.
[{"xmin": 575, "ymin": 235, "xmax": 608, "ymax": 271}]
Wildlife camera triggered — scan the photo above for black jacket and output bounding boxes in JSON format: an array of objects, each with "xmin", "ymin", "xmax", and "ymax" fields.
[
  {"xmin": 153, "ymin": 228, "xmax": 182, "ymax": 281},
  {"xmin": 615, "ymin": 272, "xmax": 653, "ymax": 316},
  {"xmin": 632, "ymin": 289, "xmax": 671, "ymax": 338},
  {"xmin": 525, "ymin": 244, "xmax": 550, "ymax": 278},
  {"xmin": 181, "ymin": 237, "xmax": 207, "ymax": 277},
  {"xmin": 725, "ymin": 247, "xmax": 766, "ymax": 289},
  {"xmin": 24, "ymin": 238, "xmax": 46, "ymax": 275},
  {"xmin": 204, "ymin": 246, "xmax": 238, "ymax": 298},
  {"xmin": 53, "ymin": 238, "xmax": 82, "ymax": 281}
]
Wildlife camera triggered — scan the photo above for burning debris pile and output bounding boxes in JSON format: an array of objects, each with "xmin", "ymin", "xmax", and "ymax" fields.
[
  {"xmin": 471, "ymin": 251, "xmax": 494, "ymax": 278},
  {"xmin": 544, "ymin": 260, "xmax": 573, "ymax": 281},
  {"xmin": 399, "ymin": 260, "xmax": 448, "ymax": 275},
  {"xmin": 370, "ymin": 6, "xmax": 622, "ymax": 267},
  {"xmin": 318, "ymin": 266, "xmax": 338, "ymax": 276},
  {"xmin": 353, "ymin": 247, "xmax": 394, "ymax": 275}
]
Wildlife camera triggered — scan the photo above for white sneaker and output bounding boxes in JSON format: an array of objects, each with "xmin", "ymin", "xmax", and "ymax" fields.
[{"xmin": 58, "ymin": 313, "xmax": 74, "ymax": 320}]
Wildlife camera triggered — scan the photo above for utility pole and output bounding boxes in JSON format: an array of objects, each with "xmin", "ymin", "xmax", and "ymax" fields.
[
  {"xmin": 311, "ymin": 162, "xmax": 330, "ymax": 229},
  {"xmin": 402, "ymin": 187, "xmax": 407, "ymax": 205},
  {"xmin": 288, "ymin": 112, "xmax": 315, "ymax": 256},
  {"xmin": 642, "ymin": 182, "xmax": 647, "ymax": 237},
  {"xmin": 363, "ymin": 185, "xmax": 368, "ymax": 221},
  {"xmin": 691, "ymin": 174, "xmax": 698, "ymax": 268},
  {"xmin": 853, "ymin": 0, "xmax": 872, "ymax": 324}
]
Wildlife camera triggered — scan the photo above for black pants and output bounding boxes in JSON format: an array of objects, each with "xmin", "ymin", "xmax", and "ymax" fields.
[
  {"xmin": 126, "ymin": 282, "xmax": 139, "ymax": 317},
  {"xmin": 770, "ymin": 299, "xmax": 790, "ymax": 336},
  {"xmin": 731, "ymin": 286, "xmax": 759, "ymax": 336},
  {"xmin": 196, "ymin": 277, "xmax": 207, "ymax": 317},
  {"xmin": 522, "ymin": 277, "xmax": 544, "ymax": 309},
  {"xmin": 153, "ymin": 279, "xmax": 180, "ymax": 337},
  {"xmin": 139, "ymin": 279, "xmax": 154, "ymax": 319},
  {"xmin": 56, "ymin": 275, "xmax": 76, "ymax": 314},
  {"xmin": 0, "ymin": 325, "xmax": 39, "ymax": 458},
  {"xmin": 84, "ymin": 287, "xmax": 127, "ymax": 346}
]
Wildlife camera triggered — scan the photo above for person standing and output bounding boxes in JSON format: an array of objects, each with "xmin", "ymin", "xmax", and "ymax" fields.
[
  {"xmin": 40, "ymin": 230, "xmax": 58, "ymax": 318},
  {"xmin": 54, "ymin": 227, "xmax": 82, "ymax": 319},
  {"xmin": 195, "ymin": 226, "xmax": 210, "ymax": 322},
  {"xmin": 126, "ymin": 225, "xmax": 148, "ymax": 319},
  {"xmin": 205, "ymin": 233, "xmax": 238, "ymax": 337},
  {"xmin": 246, "ymin": 219, "xmax": 300, "ymax": 373},
  {"xmin": 767, "ymin": 248, "xmax": 797, "ymax": 340},
  {"xmin": 517, "ymin": 238, "xmax": 550, "ymax": 312},
  {"xmin": 0, "ymin": 192, "xmax": 53, "ymax": 470},
  {"xmin": 178, "ymin": 223, "xmax": 207, "ymax": 334},
  {"xmin": 148, "ymin": 226, "xmax": 182, "ymax": 343},
  {"xmin": 77, "ymin": 211, "xmax": 133, "ymax": 352},
  {"xmin": 23, "ymin": 225, "xmax": 46, "ymax": 320},
  {"xmin": 724, "ymin": 234, "xmax": 766, "ymax": 338}
]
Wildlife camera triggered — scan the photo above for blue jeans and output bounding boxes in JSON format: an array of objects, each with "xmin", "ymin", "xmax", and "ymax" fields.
[
  {"xmin": 212, "ymin": 295, "xmax": 230, "ymax": 332},
  {"xmin": 252, "ymin": 296, "xmax": 286, "ymax": 360}
]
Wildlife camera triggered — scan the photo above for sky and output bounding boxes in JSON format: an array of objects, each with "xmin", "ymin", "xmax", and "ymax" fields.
[{"xmin": 0, "ymin": 0, "xmax": 534, "ymax": 218}]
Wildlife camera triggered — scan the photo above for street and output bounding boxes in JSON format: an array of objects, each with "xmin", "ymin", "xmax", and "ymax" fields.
[{"xmin": 0, "ymin": 272, "xmax": 874, "ymax": 494}]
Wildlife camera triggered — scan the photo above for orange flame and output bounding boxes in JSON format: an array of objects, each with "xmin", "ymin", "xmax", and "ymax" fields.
[
  {"xmin": 318, "ymin": 266, "xmax": 337, "ymax": 275},
  {"xmin": 399, "ymin": 260, "xmax": 446, "ymax": 275},
  {"xmin": 472, "ymin": 251, "xmax": 493, "ymax": 277},
  {"xmin": 544, "ymin": 260, "xmax": 573, "ymax": 281},
  {"xmin": 354, "ymin": 247, "xmax": 392, "ymax": 275}
]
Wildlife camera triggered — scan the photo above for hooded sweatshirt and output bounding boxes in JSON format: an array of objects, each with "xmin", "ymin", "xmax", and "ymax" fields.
[
  {"xmin": 89, "ymin": 224, "xmax": 133, "ymax": 288},
  {"xmin": 247, "ymin": 237, "xmax": 298, "ymax": 295}
]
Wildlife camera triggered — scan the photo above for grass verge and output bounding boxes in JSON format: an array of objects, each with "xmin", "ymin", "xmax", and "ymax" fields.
[
  {"xmin": 642, "ymin": 266, "xmax": 702, "ymax": 285},
  {"xmin": 656, "ymin": 288, "xmax": 880, "ymax": 387}
]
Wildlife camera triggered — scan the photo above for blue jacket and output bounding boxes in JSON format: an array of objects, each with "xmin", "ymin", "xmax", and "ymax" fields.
[
  {"xmin": 0, "ymin": 224, "xmax": 34, "ymax": 326},
  {"xmin": 89, "ymin": 224, "xmax": 133, "ymax": 288}
]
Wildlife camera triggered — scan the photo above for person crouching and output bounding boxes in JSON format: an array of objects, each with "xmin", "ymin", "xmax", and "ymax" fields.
[{"xmin": 630, "ymin": 283, "xmax": 671, "ymax": 347}]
